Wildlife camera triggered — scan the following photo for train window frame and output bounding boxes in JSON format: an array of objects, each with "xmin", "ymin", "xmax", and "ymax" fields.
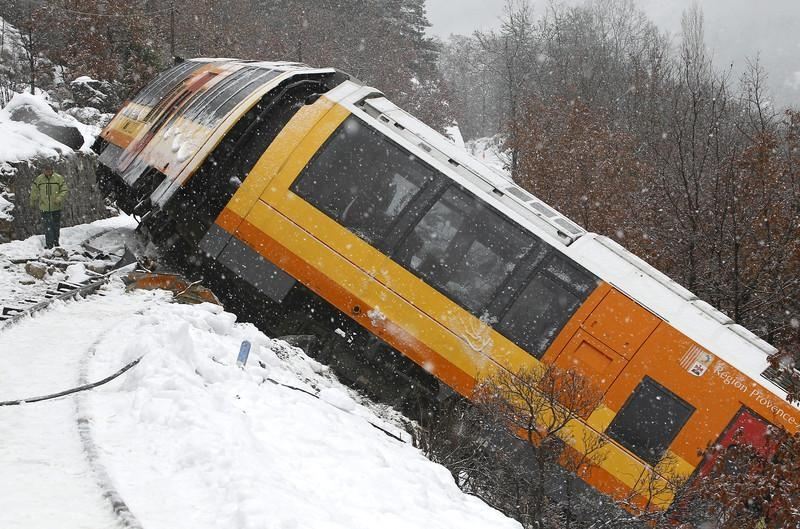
[
  {"xmin": 291, "ymin": 115, "xmax": 439, "ymax": 248},
  {"xmin": 392, "ymin": 184, "xmax": 538, "ymax": 316},
  {"xmin": 606, "ymin": 376, "xmax": 695, "ymax": 466},
  {"xmin": 493, "ymin": 252, "xmax": 595, "ymax": 358}
]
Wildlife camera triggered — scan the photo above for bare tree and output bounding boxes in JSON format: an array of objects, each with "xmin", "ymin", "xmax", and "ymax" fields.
[
  {"xmin": 474, "ymin": 365, "xmax": 605, "ymax": 529},
  {"xmin": 475, "ymin": 0, "xmax": 540, "ymax": 174}
]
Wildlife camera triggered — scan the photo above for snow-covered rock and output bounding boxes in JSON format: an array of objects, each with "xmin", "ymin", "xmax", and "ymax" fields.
[
  {"xmin": 0, "ymin": 91, "xmax": 111, "ymax": 238},
  {"xmin": 64, "ymin": 106, "xmax": 114, "ymax": 129},
  {"xmin": 0, "ymin": 182, "xmax": 12, "ymax": 221},
  {"xmin": 69, "ymin": 76, "xmax": 120, "ymax": 114},
  {"xmin": 0, "ymin": 91, "xmax": 104, "ymax": 155},
  {"xmin": 3, "ymin": 92, "xmax": 84, "ymax": 149}
]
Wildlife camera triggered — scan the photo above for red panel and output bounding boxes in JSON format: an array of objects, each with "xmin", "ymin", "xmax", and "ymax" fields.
[{"xmin": 698, "ymin": 408, "xmax": 771, "ymax": 476}]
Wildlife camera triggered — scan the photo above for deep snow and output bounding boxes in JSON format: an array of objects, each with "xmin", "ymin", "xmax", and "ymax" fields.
[
  {"xmin": 0, "ymin": 92, "xmax": 101, "ymax": 165},
  {"xmin": 0, "ymin": 219, "xmax": 520, "ymax": 529}
]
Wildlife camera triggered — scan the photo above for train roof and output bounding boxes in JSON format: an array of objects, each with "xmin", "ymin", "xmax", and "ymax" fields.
[
  {"xmin": 184, "ymin": 58, "xmax": 332, "ymax": 73},
  {"xmin": 330, "ymin": 82, "xmax": 793, "ymax": 407}
]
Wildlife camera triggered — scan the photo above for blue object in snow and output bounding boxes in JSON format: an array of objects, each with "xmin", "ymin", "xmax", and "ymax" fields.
[{"xmin": 237, "ymin": 340, "xmax": 251, "ymax": 367}]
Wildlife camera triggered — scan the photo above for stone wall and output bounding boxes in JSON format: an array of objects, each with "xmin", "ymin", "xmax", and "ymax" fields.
[{"xmin": 5, "ymin": 153, "xmax": 112, "ymax": 240}]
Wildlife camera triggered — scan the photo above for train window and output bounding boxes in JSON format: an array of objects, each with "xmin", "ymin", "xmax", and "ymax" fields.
[
  {"xmin": 607, "ymin": 377, "xmax": 695, "ymax": 465},
  {"xmin": 292, "ymin": 116, "xmax": 436, "ymax": 245},
  {"xmin": 182, "ymin": 67, "xmax": 277, "ymax": 127},
  {"xmin": 543, "ymin": 255, "xmax": 598, "ymax": 296},
  {"xmin": 395, "ymin": 186, "xmax": 535, "ymax": 314},
  {"xmin": 203, "ymin": 69, "xmax": 278, "ymax": 126},
  {"xmin": 130, "ymin": 61, "xmax": 202, "ymax": 109},
  {"xmin": 496, "ymin": 254, "xmax": 596, "ymax": 358}
]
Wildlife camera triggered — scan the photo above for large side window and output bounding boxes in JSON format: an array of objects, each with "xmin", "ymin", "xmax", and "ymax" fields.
[
  {"xmin": 496, "ymin": 254, "xmax": 596, "ymax": 358},
  {"xmin": 394, "ymin": 186, "xmax": 535, "ymax": 314},
  {"xmin": 607, "ymin": 377, "xmax": 695, "ymax": 465},
  {"xmin": 292, "ymin": 116, "xmax": 436, "ymax": 245}
]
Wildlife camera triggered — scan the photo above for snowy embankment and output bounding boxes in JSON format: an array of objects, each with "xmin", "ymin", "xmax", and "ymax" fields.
[
  {"xmin": 0, "ymin": 222, "xmax": 520, "ymax": 529},
  {"xmin": 0, "ymin": 288, "xmax": 163, "ymax": 529},
  {"xmin": 0, "ymin": 214, "xmax": 136, "ymax": 306}
]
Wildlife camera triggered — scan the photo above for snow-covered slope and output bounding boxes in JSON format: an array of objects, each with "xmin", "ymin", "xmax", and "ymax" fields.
[{"xmin": 0, "ymin": 231, "xmax": 520, "ymax": 528}]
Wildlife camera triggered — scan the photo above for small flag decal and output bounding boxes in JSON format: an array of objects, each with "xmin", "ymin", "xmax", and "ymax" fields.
[{"xmin": 680, "ymin": 344, "xmax": 714, "ymax": 377}]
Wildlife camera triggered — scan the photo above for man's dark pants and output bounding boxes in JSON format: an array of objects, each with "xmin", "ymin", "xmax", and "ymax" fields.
[{"xmin": 41, "ymin": 210, "xmax": 61, "ymax": 248}]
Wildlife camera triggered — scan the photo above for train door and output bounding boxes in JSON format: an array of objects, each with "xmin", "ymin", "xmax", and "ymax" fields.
[
  {"xmin": 551, "ymin": 330, "xmax": 627, "ymax": 398},
  {"xmin": 696, "ymin": 407, "xmax": 772, "ymax": 476},
  {"xmin": 549, "ymin": 289, "xmax": 660, "ymax": 396}
]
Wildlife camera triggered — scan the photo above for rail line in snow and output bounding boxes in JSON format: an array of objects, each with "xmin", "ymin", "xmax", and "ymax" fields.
[
  {"xmin": 76, "ymin": 332, "xmax": 145, "ymax": 529},
  {"xmin": 0, "ymin": 228, "xmax": 136, "ymax": 329},
  {"xmin": 0, "ymin": 276, "xmax": 112, "ymax": 327}
]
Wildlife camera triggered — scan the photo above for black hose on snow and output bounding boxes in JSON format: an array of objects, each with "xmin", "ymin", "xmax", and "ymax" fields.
[{"xmin": 0, "ymin": 356, "xmax": 143, "ymax": 407}]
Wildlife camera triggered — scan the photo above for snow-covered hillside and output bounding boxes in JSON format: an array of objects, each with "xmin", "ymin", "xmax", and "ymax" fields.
[{"xmin": 0, "ymin": 221, "xmax": 521, "ymax": 529}]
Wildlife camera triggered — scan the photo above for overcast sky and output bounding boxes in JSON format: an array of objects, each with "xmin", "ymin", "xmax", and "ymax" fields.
[{"xmin": 425, "ymin": 0, "xmax": 800, "ymax": 107}]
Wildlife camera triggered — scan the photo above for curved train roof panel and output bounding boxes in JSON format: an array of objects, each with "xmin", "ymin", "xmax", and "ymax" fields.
[{"xmin": 101, "ymin": 58, "xmax": 344, "ymax": 209}]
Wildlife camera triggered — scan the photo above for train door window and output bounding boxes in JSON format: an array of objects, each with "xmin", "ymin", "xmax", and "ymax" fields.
[
  {"xmin": 394, "ymin": 186, "xmax": 535, "ymax": 314},
  {"xmin": 496, "ymin": 254, "xmax": 597, "ymax": 358},
  {"xmin": 291, "ymin": 116, "xmax": 436, "ymax": 246},
  {"xmin": 606, "ymin": 377, "xmax": 695, "ymax": 465}
]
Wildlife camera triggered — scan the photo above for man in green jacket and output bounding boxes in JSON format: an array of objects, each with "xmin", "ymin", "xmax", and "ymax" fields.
[{"xmin": 30, "ymin": 164, "xmax": 68, "ymax": 249}]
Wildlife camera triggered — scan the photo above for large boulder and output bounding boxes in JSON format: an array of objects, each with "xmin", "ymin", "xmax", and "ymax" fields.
[
  {"xmin": 64, "ymin": 106, "xmax": 114, "ymax": 129},
  {"xmin": 69, "ymin": 77, "xmax": 121, "ymax": 114},
  {"xmin": 0, "ymin": 94, "xmax": 84, "ymax": 151},
  {"xmin": 3, "ymin": 93, "xmax": 84, "ymax": 150}
]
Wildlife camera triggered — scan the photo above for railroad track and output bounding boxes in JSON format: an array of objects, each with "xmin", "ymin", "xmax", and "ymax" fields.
[
  {"xmin": 0, "ymin": 233, "xmax": 139, "ymax": 329},
  {"xmin": 0, "ymin": 275, "xmax": 114, "ymax": 327}
]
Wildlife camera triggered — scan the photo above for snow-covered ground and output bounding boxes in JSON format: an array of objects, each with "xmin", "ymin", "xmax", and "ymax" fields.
[
  {"xmin": 0, "ymin": 217, "xmax": 520, "ymax": 529},
  {"xmin": 0, "ymin": 214, "xmax": 136, "ymax": 306}
]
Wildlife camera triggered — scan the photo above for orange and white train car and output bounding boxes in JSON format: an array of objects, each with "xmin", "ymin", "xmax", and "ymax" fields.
[{"xmin": 94, "ymin": 59, "xmax": 800, "ymax": 510}]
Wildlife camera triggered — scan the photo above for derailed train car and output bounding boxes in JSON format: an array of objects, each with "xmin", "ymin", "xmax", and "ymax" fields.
[{"xmin": 93, "ymin": 58, "xmax": 800, "ymax": 511}]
